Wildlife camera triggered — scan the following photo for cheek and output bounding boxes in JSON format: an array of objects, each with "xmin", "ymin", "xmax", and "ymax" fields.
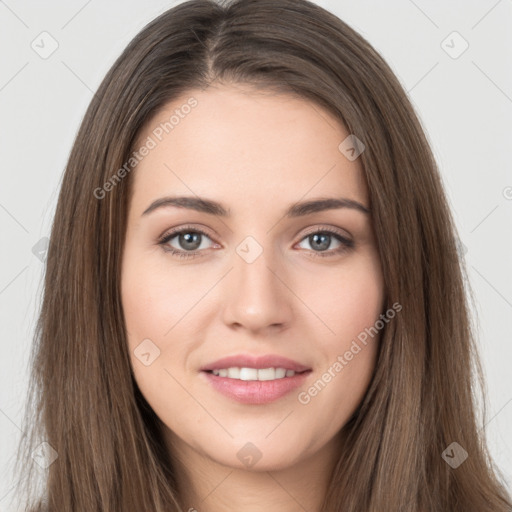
[
  {"xmin": 121, "ymin": 272, "xmax": 166, "ymax": 352},
  {"xmin": 305, "ymin": 250, "xmax": 384, "ymax": 342},
  {"xmin": 121, "ymin": 250, "xmax": 195, "ymax": 346},
  {"xmin": 121, "ymin": 255, "xmax": 191, "ymax": 417},
  {"xmin": 120, "ymin": 251, "xmax": 183, "ymax": 391},
  {"xmin": 302, "ymin": 251, "xmax": 384, "ymax": 403},
  {"xmin": 120, "ymin": 246, "xmax": 215, "ymax": 392}
]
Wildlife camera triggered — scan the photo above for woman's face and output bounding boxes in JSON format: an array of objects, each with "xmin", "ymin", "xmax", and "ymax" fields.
[{"xmin": 121, "ymin": 84, "xmax": 385, "ymax": 471}]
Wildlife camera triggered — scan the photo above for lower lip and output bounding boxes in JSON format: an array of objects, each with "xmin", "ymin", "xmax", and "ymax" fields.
[{"xmin": 201, "ymin": 370, "xmax": 311, "ymax": 405}]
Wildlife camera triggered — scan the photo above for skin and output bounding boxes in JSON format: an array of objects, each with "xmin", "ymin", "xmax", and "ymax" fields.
[{"xmin": 120, "ymin": 83, "xmax": 385, "ymax": 512}]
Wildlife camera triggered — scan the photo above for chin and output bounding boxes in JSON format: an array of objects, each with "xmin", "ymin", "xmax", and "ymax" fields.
[{"xmin": 198, "ymin": 436, "xmax": 309, "ymax": 473}]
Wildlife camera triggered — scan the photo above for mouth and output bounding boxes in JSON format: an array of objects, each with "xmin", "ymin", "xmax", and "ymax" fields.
[{"xmin": 200, "ymin": 354, "xmax": 312, "ymax": 404}]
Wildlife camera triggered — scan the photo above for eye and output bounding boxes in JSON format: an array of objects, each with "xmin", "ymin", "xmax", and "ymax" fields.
[
  {"xmin": 158, "ymin": 225, "xmax": 354, "ymax": 260},
  {"xmin": 158, "ymin": 225, "xmax": 217, "ymax": 260},
  {"xmin": 296, "ymin": 228, "xmax": 354, "ymax": 258}
]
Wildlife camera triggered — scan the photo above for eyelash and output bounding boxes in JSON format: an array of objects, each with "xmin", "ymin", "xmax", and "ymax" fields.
[{"xmin": 157, "ymin": 225, "xmax": 354, "ymax": 260}]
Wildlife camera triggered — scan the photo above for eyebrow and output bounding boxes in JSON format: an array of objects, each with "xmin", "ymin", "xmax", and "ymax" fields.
[{"xmin": 141, "ymin": 195, "xmax": 370, "ymax": 218}]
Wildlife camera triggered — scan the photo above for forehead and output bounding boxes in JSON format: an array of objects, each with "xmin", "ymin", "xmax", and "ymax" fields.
[{"xmin": 129, "ymin": 84, "xmax": 368, "ymax": 214}]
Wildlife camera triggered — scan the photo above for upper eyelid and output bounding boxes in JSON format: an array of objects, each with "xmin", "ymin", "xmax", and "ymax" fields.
[
  {"xmin": 300, "ymin": 224, "xmax": 352, "ymax": 239},
  {"xmin": 159, "ymin": 224, "xmax": 215, "ymax": 240}
]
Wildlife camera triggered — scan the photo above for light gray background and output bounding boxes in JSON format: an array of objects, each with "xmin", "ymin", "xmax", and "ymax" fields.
[{"xmin": 1, "ymin": 0, "xmax": 511, "ymax": 509}]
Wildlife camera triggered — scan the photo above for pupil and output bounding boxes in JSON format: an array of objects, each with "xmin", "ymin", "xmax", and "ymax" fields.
[
  {"xmin": 180, "ymin": 232, "xmax": 201, "ymax": 250},
  {"xmin": 311, "ymin": 233, "xmax": 330, "ymax": 251}
]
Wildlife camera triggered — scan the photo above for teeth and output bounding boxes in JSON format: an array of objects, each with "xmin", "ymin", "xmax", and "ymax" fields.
[
  {"xmin": 275, "ymin": 368, "xmax": 286, "ymax": 378},
  {"xmin": 210, "ymin": 367, "xmax": 296, "ymax": 381},
  {"xmin": 227, "ymin": 367, "xmax": 240, "ymax": 379}
]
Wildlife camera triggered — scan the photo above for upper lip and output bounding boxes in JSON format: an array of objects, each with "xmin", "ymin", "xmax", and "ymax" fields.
[{"xmin": 200, "ymin": 354, "xmax": 312, "ymax": 373}]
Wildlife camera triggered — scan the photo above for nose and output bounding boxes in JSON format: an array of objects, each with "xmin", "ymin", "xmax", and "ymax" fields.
[{"xmin": 221, "ymin": 244, "xmax": 294, "ymax": 334}]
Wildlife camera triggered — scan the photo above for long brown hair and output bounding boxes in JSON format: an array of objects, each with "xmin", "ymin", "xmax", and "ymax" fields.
[{"xmin": 14, "ymin": 0, "xmax": 512, "ymax": 510}]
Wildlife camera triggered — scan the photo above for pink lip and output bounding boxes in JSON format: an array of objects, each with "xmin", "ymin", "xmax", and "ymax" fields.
[
  {"xmin": 200, "ymin": 354, "xmax": 311, "ymax": 373},
  {"xmin": 200, "ymin": 353, "xmax": 312, "ymax": 405},
  {"xmin": 201, "ymin": 371, "xmax": 311, "ymax": 405}
]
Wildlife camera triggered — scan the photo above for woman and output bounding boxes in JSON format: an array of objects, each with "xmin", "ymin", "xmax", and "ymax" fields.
[{"xmin": 14, "ymin": 0, "xmax": 512, "ymax": 510}]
